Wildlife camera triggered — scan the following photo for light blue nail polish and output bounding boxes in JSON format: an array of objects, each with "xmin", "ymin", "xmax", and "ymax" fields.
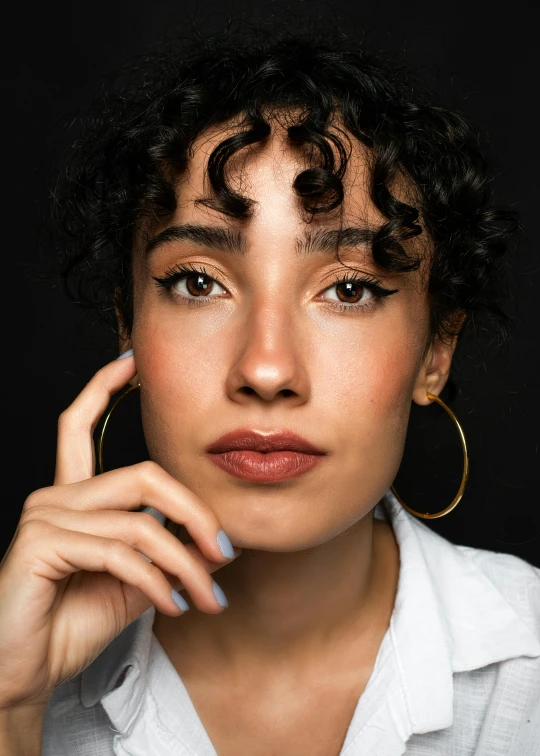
[
  {"xmin": 213, "ymin": 581, "xmax": 228, "ymax": 608},
  {"xmin": 217, "ymin": 530, "xmax": 235, "ymax": 559},
  {"xmin": 171, "ymin": 589, "xmax": 190, "ymax": 611},
  {"xmin": 117, "ymin": 348, "xmax": 134, "ymax": 360}
]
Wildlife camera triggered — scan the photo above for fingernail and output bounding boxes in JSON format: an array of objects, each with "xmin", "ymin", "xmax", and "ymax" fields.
[
  {"xmin": 171, "ymin": 589, "xmax": 190, "ymax": 611},
  {"xmin": 117, "ymin": 348, "xmax": 134, "ymax": 360},
  {"xmin": 212, "ymin": 580, "xmax": 228, "ymax": 608},
  {"xmin": 217, "ymin": 530, "xmax": 235, "ymax": 559}
]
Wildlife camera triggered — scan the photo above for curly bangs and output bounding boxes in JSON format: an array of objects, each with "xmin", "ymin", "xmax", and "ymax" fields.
[{"xmin": 55, "ymin": 27, "xmax": 519, "ymax": 345}]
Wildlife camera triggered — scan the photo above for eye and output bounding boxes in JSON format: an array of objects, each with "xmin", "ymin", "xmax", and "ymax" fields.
[
  {"xmin": 172, "ymin": 272, "xmax": 226, "ymax": 298},
  {"xmin": 322, "ymin": 280, "xmax": 375, "ymax": 305}
]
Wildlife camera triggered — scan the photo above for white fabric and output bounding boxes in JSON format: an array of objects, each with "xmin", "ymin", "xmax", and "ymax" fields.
[{"xmin": 42, "ymin": 491, "xmax": 540, "ymax": 755}]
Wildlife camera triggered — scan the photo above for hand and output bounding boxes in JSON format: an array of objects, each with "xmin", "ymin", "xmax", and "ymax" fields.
[{"xmin": 0, "ymin": 354, "xmax": 240, "ymax": 711}]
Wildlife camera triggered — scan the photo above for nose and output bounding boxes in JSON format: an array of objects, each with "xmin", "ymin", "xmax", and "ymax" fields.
[{"xmin": 226, "ymin": 301, "xmax": 310, "ymax": 406}]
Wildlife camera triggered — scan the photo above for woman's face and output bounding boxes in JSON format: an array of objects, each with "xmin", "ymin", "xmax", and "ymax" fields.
[{"xmin": 129, "ymin": 124, "xmax": 453, "ymax": 550}]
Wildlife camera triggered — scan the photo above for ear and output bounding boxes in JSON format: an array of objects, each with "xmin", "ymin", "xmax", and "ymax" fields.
[
  {"xmin": 115, "ymin": 291, "xmax": 132, "ymax": 355},
  {"xmin": 115, "ymin": 292, "xmax": 139, "ymax": 386},
  {"xmin": 118, "ymin": 328, "xmax": 132, "ymax": 356},
  {"xmin": 412, "ymin": 313, "xmax": 465, "ymax": 406}
]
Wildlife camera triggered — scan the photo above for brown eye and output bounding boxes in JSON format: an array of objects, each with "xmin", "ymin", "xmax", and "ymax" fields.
[
  {"xmin": 186, "ymin": 274, "xmax": 213, "ymax": 296},
  {"xmin": 321, "ymin": 279, "xmax": 374, "ymax": 306},
  {"xmin": 172, "ymin": 273, "xmax": 226, "ymax": 298},
  {"xmin": 335, "ymin": 281, "xmax": 363, "ymax": 303}
]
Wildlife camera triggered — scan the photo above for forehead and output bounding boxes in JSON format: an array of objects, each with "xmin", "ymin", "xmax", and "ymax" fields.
[
  {"xmin": 136, "ymin": 117, "xmax": 427, "ymax": 274},
  {"xmin": 175, "ymin": 119, "xmax": 383, "ymax": 230}
]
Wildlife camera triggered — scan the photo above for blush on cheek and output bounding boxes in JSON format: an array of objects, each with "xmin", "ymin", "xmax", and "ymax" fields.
[
  {"xmin": 131, "ymin": 324, "xmax": 187, "ymax": 438},
  {"xmin": 134, "ymin": 315, "xmax": 203, "ymax": 390},
  {"xmin": 132, "ymin": 318, "xmax": 229, "ymax": 462},
  {"xmin": 360, "ymin": 343, "xmax": 420, "ymax": 422}
]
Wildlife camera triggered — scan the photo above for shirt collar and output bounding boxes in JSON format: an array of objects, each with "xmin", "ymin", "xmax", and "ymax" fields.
[
  {"xmin": 80, "ymin": 494, "xmax": 540, "ymax": 744},
  {"xmin": 365, "ymin": 491, "xmax": 540, "ymax": 741},
  {"xmin": 380, "ymin": 491, "xmax": 540, "ymax": 675},
  {"xmin": 80, "ymin": 506, "xmax": 166, "ymax": 711},
  {"xmin": 80, "ymin": 597, "xmax": 156, "ymax": 712}
]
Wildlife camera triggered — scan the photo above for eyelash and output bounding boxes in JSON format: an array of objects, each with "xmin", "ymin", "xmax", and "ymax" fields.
[{"xmin": 153, "ymin": 263, "xmax": 398, "ymax": 312}]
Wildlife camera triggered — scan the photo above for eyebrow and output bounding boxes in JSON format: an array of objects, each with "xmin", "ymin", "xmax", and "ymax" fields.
[
  {"xmin": 144, "ymin": 223, "xmax": 376, "ymax": 257},
  {"xmin": 145, "ymin": 224, "xmax": 246, "ymax": 256},
  {"xmin": 296, "ymin": 228, "xmax": 376, "ymax": 256}
]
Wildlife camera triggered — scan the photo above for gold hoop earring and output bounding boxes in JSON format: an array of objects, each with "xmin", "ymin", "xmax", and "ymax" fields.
[
  {"xmin": 391, "ymin": 392, "xmax": 469, "ymax": 520},
  {"xmin": 97, "ymin": 383, "xmax": 141, "ymax": 475},
  {"xmin": 96, "ymin": 383, "xmax": 181, "ymax": 537}
]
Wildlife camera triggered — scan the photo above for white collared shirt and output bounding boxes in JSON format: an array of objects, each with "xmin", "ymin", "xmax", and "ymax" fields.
[{"xmin": 42, "ymin": 491, "xmax": 540, "ymax": 755}]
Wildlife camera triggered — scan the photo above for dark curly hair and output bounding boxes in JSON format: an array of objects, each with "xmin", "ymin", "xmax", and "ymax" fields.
[{"xmin": 55, "ymin": 25, "xmax": 519, "ymax": 347}]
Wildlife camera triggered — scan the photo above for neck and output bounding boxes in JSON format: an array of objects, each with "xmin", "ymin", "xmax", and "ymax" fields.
[
  {"xmin": 218, "ymin": 514, "xmax": 377, "ymax": 651},
  {"xmin": 154, "ymin": 505, "xmax": 399, "ymax": 668}
]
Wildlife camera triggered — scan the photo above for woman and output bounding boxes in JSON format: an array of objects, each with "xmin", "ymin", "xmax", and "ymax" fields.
[{"xmin": 1, "ymin": 28, "xmax": 539, "ymax": 756}]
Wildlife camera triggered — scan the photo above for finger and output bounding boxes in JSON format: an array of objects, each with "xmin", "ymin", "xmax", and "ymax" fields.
[
  {"xmin": 182, "ymin": 541, "xmax": 243, "ymax": 573},
  {"xmin": 55, "ymin": 354, "xmax": 137, "ymax": 486},
  {"xmin": 33, "ymin": 461, "xmax": 235, "ymax": 565},
  {"xmin": 28, "ymin": 507, "xmax": 236, "ymax": 612},
  {"xmin": 8, "ymin": 519, "xmax": 191, "ymax": 620}
]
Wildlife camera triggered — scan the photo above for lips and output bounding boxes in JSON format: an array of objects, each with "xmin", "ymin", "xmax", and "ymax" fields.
[
  {"xmin": 206, "ymin": 429, "xmax": 326, "ymax": 482},
  {"xmin": 206, "ymin": 430, "xmax": 325, "ymax": 455}
]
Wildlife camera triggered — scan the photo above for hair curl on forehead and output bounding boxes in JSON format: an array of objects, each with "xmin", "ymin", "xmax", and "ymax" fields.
[{"xmin": 55, "ymin": 26, "xmax": 519, "ymax": 347}]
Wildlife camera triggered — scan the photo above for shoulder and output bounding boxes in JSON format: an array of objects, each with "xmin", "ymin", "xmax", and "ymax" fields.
[
  {"xmin": 454, "ymin": 542, "xmax": 540, "ymax": 636},
  {"xmin": 395, "ymin": 502, "xmax": 540, "ymax": 666}
]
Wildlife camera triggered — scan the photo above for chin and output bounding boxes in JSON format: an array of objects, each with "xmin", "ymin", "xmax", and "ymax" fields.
[{"xmin": 214, "ymin": 499, "xmax": 360, "ymax": 553}]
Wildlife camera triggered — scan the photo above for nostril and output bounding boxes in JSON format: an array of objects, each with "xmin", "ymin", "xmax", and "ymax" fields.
[
  {"xmin": 237, "ymin": 386, "xmax": 296, "ymax": 398},
  {"xmin": 239, "ymin": 386, "xmax": 256, "ymax": 395}
]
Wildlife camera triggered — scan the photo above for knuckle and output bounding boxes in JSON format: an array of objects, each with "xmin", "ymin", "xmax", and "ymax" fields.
[
  {"xmin": 136, "ymin": 460, "xmax": 162, "ymax": 483},
  {"xmin": 22, "ymin": 490, "xmax": 43, "ymax": 511},
  {"xmin": 20, "ymin": 506, "xmax": 54, "ymax": 526},
  {"xmin": 103, "ymin": 538, "xmax": 131, "ymax": 565},
  {"xmin": 201, "ymin": 507, "xmax": 221, "ymax": 529},
  {"xmin": 130, "ymin": 554, "xmax": 160, "ymax": 588},
  {"xmin": 103, "ymin": 538, "xmax": 132, "ymax": 566},
  {"xmin": 57, "ymin": 407, "xmax": 73, "ymax": 430},
  {"xmin": 58, "ymin": 406, "xmax": 87, "ymax": 434},
  {"xmin": 146, "ymin": 561, "xmax": 165, "ymax": 585},
  {"xmin": 16, "ymin": 518, "xmax": 54, "ymax": 548},
  {"xmin": 22, "ymin": 488, "xmax": 52, "ymax": 512},
  {"xmin": 23, "ymin": 485, "xmax": 74, "ymax": 519},
  {"xmin": 135, "ymin": 512, "xmax": 163, "ymax": 543},
  {"xmin": 178, "ymin": 552, "xmax": 209, "ymax": 586},
  {"xmin": 134, "ymin": 511, "xmax": 160, "ymax": 539},
  {"xmin": 94, "ymin": 362, "xmax": 113, "ymax": 384},
  {"xmin": 188, "ymin": 499, "xmax": 219, "ymax": 530}
]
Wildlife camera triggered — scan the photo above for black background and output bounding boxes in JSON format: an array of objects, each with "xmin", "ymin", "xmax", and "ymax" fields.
[{"xmin": 2, "ymin": 1, "xmax": 539, "ymax": 564}]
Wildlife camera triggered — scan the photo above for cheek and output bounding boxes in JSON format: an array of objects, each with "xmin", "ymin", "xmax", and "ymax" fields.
[
  {"xmin": 361, "ymin": 343, "xmax": 419, "ymax": 420},
  {"xmin": 130, "ymin": 308, "xmax": 232, "ymax": 458},
  {"xmin": 133, "ymin": 304, "xmax": 229, "ymax": 393},
  {"xmin": 309, "ymin": 303, "xmax": 428, "ymax": 508},
  {"xmin": 127, "ymin": 289, "xmax": 428, "ymax": 549},
  {"xmin": 313, "ymin": 310, "xmax": 425, "ymax": 427}
]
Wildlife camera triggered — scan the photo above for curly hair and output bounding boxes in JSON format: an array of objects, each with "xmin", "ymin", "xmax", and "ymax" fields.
[{"xmin": 55, "ymin": 25, "xmax": 519, "ymax": 347}]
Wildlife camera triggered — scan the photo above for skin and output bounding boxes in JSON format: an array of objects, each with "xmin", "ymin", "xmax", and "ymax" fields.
[
  {"xmin": 129, "ymin": 125, "xmax": 451, "ymax": 550},
  {"xmin": 0, "ymin": 118, "xmax": 459, "ymax": 756},
  {"xmin": 124, "ymin": 123, "xmax": 459, "ymax": 754}
]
